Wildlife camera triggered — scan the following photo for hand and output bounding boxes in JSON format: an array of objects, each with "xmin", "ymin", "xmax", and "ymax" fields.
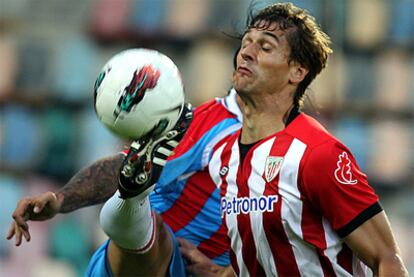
[
  {"xmin": 6, "ymin": 192, "xmax": 62, "ymax": 246},
  {"xmin": 118, "ymin": 103, "xmax": 193, "ymax": 199},
  {"xmin": 178, "ymin": 238, "xmax": 235, "ymax": 277}
]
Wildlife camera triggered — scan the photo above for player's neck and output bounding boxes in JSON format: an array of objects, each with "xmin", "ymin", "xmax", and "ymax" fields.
[{"xmin": 238, "ymin": 91, "xmax": 293, "ymax": 144}]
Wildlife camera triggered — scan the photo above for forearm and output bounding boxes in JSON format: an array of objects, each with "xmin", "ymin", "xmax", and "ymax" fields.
[
  {"xmin": 56, "ymin": 154, "xmax": 124, "ymax": 213},
  {"xmin": 344, "ymin": 212, "xmax": 408, "ymax": 277},
  {"xmin": 377, "ymin": 254, "xmax": 408, "ymax": 277}
]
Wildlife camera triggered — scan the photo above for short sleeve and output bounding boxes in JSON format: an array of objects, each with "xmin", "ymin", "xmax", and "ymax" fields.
[{"xmin": 300, "ymin": 141, "xmax": 381, "ymax": 237}]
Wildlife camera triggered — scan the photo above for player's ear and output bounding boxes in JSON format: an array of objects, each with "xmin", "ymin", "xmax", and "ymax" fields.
[{"xmin": 289, "ymin": 63, "xmax": 308, "ymax": 84}]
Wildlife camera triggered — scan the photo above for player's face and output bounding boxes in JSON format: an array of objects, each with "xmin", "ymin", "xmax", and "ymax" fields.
[{"xmin": 233, "ymin": 21, "xmax": 293, "ymax": 97}]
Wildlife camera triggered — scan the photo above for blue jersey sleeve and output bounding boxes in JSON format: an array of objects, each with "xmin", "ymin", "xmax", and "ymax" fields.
[{"xmin": 155, "ymin": 117, "xmax": 240, "ymax": 194}]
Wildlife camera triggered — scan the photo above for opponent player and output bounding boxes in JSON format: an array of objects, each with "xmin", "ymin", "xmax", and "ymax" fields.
[
  {"xmin": 7, "ymin": 87, "xmax": 242, "ymax": 276},
  {"xmin": 180, "ymin": 3, "xmax": 408, "ymax": 276}
]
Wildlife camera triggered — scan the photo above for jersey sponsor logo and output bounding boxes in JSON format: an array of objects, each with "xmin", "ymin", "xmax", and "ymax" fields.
[
  {"xmin": 334, "ymin": 152, "xmax": 358, "ymax": 185},
  {"xmin": 220, "ymin": 195, "xmax": 278, "ymax": 217},
  {"xmin": 265, "ymin": 156, "xmax": 284, "ymax": 182}
]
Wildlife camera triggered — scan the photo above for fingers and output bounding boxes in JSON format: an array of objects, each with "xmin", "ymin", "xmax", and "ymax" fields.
[
  {"xmin": 177, "ymin": 237, "xmax": 196, "ymax": 249},
  {"xmin": 6, "ymin": 221, "xmax": 31, "ymax": 246},
  {"xmin": 6, "ymin": 222, "xmax": 16, "ymax": 240},
  {"xmin": 178, "ymin": 238, "xmax": 195, "ymax": 263},
  {"xmin": 12, "ymin": 222, "xmax": 22, "ymax": 246},
  {"xmin": 185, "ymin": 261, "xmax": 219, "ymax": 277},
  {"xmin": 14, "ymin": 221, "xmax": 31, "ymax": 246},
  {"xmin": 178, "ymin": 237, "xmax": 209, "ymax": 266},
  {"xmin": 8, "ymin": 192, "xmax": 57, "ymax": 247},
  {"xmin": 19, "ymin": 221, "xmax": 31, "ymax": 243},
  {"xmin": 185, "ymin": 264, "xmax": 197, "ymax": 275},
  {"xmin": 12, "ymin": 199, "xmax": 32, "ymax": 230},
  {"xmin": 7, "ymin": 192, "xmax": 59, "ymax": 247}
]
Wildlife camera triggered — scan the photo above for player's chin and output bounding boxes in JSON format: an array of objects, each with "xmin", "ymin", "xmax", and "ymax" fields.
[{"xmin": 232, "ymin": 78, "xmax": 251, "ymax": 94}]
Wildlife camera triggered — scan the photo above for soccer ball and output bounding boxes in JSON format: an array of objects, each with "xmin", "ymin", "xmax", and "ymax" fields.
[{"xmin": 94, "ymin": 48, "xmax": 185, "ymax": 140}]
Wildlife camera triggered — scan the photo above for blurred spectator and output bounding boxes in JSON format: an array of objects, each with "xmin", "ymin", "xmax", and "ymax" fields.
[{"xmin": 0, "ymin": 37, "xmax": 18, "ymax": 100}]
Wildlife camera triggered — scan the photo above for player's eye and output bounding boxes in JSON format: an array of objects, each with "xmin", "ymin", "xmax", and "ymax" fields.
[{"xmin": 261, "ymin": 43, "xmax": 273, "ymax": 52}]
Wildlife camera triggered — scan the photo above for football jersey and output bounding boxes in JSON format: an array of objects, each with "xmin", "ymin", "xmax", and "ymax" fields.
[
  {"xmin": 209, "ymin": 112, "xmax": 382, "ymax": 276},
  {"xmin": 149, "ymin": 89, "xmax": 242, "ymax": 266}
]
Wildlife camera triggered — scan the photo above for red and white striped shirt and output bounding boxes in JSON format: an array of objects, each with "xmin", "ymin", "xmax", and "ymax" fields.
[{"xmin": 209, "ymin": 113, "xmax": 381, "ymax": 277}]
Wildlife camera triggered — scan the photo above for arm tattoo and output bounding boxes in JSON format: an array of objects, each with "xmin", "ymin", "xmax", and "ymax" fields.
[{"xmin": 57, "ymin": 153, "xmax": 124, "ymax": 213}]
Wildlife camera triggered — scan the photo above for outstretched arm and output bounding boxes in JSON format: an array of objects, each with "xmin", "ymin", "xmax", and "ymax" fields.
[
  {"xmin": 58, "ymin": 153, "xmax": 123, "ymax": 212},
  {"xmin": 7, "ymin": 153, "xmax": 123, "ymax": 246}
]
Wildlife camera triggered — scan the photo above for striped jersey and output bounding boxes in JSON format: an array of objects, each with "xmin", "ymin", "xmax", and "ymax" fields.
[
  {"xmin": 149, "ymin": 89, "xmax": 242, "ymax": 266},
  {"xmin": 209, "ymin": 112, "xmax": 382, "ymax": 276}
]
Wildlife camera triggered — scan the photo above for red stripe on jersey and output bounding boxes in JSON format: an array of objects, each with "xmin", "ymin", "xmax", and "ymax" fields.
[
  {"xmin": 300, "ymin": 176, "xmax": 338, "ymax": 277},
  {"xmin": 301, "ymin": 201, "xmax": 337, "ymax": 276},
  {"xmin": 262, "ymin": 136, "xmax": 301, "ymax": 276},
  {"xmin": 197, "ymin": 223, "xmax": 229, "ymax": 259},
  {"xmin": 161, "ymin": 170, "xmax": 214, "ymax": 232},
  {"xmin": 337, "ymin": 244, "xmax": 353, "ymax": 275},
  {"xmin": 160, "ymin": 169, "xmax": 229, "ymax": 259},
  {"xmin": 317, "ymin": 250, "xmax": 337, "ymax": 277},
  {"xmin": 236, "ymin": 143, "xmax": 267, "ymax": 276},
  {"xmin": 230, "ymin": 249, "xmax": 240, "ymax": 276}
]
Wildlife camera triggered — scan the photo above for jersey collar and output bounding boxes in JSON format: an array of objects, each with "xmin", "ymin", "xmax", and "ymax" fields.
[
  {"xmin": 221, "ymin": 88, "xmax": 300, "ymax": 127},
  {"xmin": 221, "ymin": 88, "xmax": 243, "ymax": 123}
]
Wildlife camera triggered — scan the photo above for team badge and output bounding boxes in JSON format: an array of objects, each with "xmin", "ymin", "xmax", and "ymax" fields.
[
  {"xmin": 264, "ymin": 156, "xmax": 283, "ymax": 182},
  {"xmin": 334, "ymin": 152, "xmax": 358, "ymax": 185}
]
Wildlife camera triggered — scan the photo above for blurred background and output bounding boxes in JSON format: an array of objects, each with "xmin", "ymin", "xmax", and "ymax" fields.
[{"xmin": 0, "ymin": 0, "xmax": 413, "ymax": 276}]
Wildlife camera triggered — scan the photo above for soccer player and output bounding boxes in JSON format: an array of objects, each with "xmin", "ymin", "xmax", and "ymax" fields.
[
  {"xmin": 7, "ymin": 88, "xmax": 242, "ymax": 275},
  {"xmin": 180, "ymin": 3, "xmax": 408, "ymax": 276}
]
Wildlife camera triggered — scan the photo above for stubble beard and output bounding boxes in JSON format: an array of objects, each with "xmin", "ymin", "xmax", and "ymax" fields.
[
  {"xmin": 233, "ymin": 72, "xmax": 258, "ymax": 108},
  {"xmin": 236, "ymin": 87, "xmax": 257, "ymax": 109}
]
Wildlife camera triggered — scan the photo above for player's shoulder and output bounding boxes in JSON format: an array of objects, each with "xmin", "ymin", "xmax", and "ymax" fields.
[
  {"xmin": 286, "ymin": 113, "xmax": 355, "ymax": 168},
  {"xmin": 189, "ymin": 94, "xmax": 240, "ymax": 135},
  {"xmin": 193, "ymin": 98, "xmax": 221, "ymax": 117},
  {"xmin": 286, "ymin": 113, "xmax": 342, "ymax": 150},
  {"xmin": 194, "ymin": 97, "xmax": 237, "ymax": 121},
  {"xmin": 171, "ymin": 94, "xmax": 240, "ymax": 157}
]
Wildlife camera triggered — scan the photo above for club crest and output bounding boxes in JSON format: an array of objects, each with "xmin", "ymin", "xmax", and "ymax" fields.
[{"xmin": 265, "ymin": 156, "xmax": 284, "ymax": 182}]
